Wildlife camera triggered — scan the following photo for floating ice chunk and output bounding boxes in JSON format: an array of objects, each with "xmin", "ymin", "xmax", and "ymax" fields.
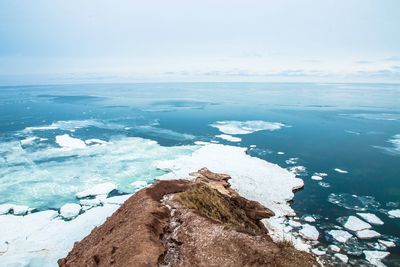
[
  {"xmin": 85, "ymin": 139, "xmax": 109, "ymax": 146},
  {"xmin": 277, "ymin": 151, "xmax": 285, "ymax": 155},
  {"xmin": 288, "ymin": 220, "xmax": 302, "ymax": 228},
  {"xmin": 314, "ymin": 172, "xmax": 328, "ymax": 177},
  {"xmin": 103, "ymin": 194, "xmax": 132, "ymax": 205},
  {"xmin": 328, "ymin": 193, "xmax": 381, "ymax": 211},
  {"xmin": 283, "ymin": 226, "xmax": 293, "ymax": 233},
  {"xmin": 285, "ymin": 157, "xmax": 299, "ymax": 165},
  {"xmin": 378, "ymin": 239, "xmax": 396, "ymax": 248},
  {"xmin": 356, "ymin": 229, "xmax": 381, "ymax": 239},
  {"xmin": 79, "ymin": 198, "xmax": 102, "ymax": 207},
  {"xmin": 329, "ymin": 244, "xmax": 341, "ymax": 252},
  {"xmin": 344, "ymin": 216, "xmax": 372, "ymax": 232},
  {"xmin": 215, "ymin": 134, "xmax": 241, "ymax": 142},
  {"xmin": 130, "ymin": 181, "xmax": 148, "ymax": 190},
  {"xmin": 388, "ymin": 209, "xmax": 400, "ymax": 218},
  {"xmin": 328, "ymin": 230, "xmax": 353, "ymax": 243},
  {"xmin": 194, "ymin": 141, "xmax": 210, "ymax": 146},
  {"xmin": 299, "ymin": 224, "xmax": 319, "ymax": 241},
  {"xmin": 250, "ymin": 145, "xmax": 256, "ymax": 148},
  {"xmin": 334, "ymin": 168, "xmax": 348, "ymax": 174},
  {"xmin": 335, "ymin": 253, "xmax": 348, "ymax": 263},
  {"xmin": 304, "ymin": 216, "xmax": 316, "ymax": 223},
  {"xmin": 357, "ymin": 213, "xmax": 384, "ymax": 225},
  {"xmin": 56, "ymin": 134, "xmax": 86, "ymax": 149},
  {"xmin": 287, "ymin": 166, "xmax": 307, "ymax": 176},
  {"xmin": 311, "ymin": 248, "xmax": 326, "ymax": 256},
  {"xmin": 318, "ymin": 182, "xmax": 330, "ymax": 188},
  {"xmin": 210, "ymin": 120, "xmax": 286, "ymax": 135},
  {"xmin": 20, "ymin": 136, "xmax": 38, "ymax": 145},
  {"xmin": 76, "ymin": 182, "xmax": 117, "ymax": 198},
  {"xmin": 0, "ymin": 204, "xmax": 14, "ymax": 215},
  {"xmin": 60, "ymin": 203, "xmax": 81, "ymax": 219},
  {"xmin": 12, "ymin": 205, "xmax": 30, "ymax": 215},
  {"xmin": 363, "ymin": 250, "xmax": 390, "ymax": 267},
  {"xmin": 311, "ymin": 175, "xmax": 323, "ymax": 181}
]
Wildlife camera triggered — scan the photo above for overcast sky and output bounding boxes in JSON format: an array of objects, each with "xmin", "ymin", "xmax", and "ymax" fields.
[{"xmin": 1, "ymin": 0, "xmax": 400, "ymax": 84}]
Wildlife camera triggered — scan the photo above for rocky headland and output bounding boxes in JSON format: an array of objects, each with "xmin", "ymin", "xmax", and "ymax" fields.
[{"xmin": 59, "ymin": 168, "xmax": 318, "ymax": 267}]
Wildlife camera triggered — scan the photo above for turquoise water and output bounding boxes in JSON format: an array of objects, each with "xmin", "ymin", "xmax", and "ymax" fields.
[{"xmin": 1, "ymin": 82, "xmax": 400, "ymax": 265}]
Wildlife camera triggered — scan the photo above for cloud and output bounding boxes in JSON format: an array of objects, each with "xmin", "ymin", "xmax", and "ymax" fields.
[
  {"xmin": 355, "ymin": 60, "xmax": 373, "ymax": 64},
  {"xmin": 384, "ymin": 56, "xmax": 400, "ymax": 62}
]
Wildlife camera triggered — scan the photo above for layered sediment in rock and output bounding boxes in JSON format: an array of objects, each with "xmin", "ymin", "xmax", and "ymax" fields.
[{"xmin": 59, "ymin": 168, "xmax": 318, "ymax": 267}]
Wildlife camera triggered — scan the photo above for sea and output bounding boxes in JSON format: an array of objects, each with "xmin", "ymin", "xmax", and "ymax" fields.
[{"xmin": 0, "ymin": 82, "xmax": 399, "ymax": 266}]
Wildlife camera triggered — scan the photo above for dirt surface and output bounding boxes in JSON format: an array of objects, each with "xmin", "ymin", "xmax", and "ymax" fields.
[{"xmin": 59, "ymin": 168, "xmax": 318, "ymax": 267}]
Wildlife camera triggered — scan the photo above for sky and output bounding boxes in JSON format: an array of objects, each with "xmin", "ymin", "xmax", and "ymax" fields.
[{"xmin": 1, "ymin": 0, "xmax": 400, "ymax": 84}]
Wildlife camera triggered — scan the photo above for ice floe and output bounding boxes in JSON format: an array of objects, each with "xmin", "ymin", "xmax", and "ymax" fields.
[
  {"xmin": 299, "ymin": 224, "xmax": 319, "ymax": 241},
  {"xmin": 334, "ymin": 168, "xmax": 348, "ymax": 174},
  {"xmin": 24, "ymin": 119, "xmax": 123, "ymax": 133},
  {"xmin": 318, "ymin": 182, "xmax": 330, "ymax": 188},
  {"xmin": 311, "ymin": 175, "xmax": 323, "ymax": 181},
  {"xmin": 363, "ymin": 250, "xmax": 390, "ymax": 267},
  {"xmin": 56, "ymin": 134, "xmax": 87, "ymax": 149},
  {"xmin": 130, "ymin": 181, "xmax": 148, "ymax": 190},
  {"xmin": 277, "ymin": 151, "xmax": 285, "ymax": 155},
  {"xmin": 357, "ymin": 213, "xmax": 384, "ymax": 225},
  {"xmin": 287, "ymin": 166, "xmax": 307, "ymax": 176},
  {"xmin": 356, "ymin": 229, "xmax": 381, "ymax": 239},
  {"xmin": 378, "ymin": 239, "xmax": 396, "ymax": 248},
  {"xmin": 103, "ymin": 194, "xmax": 132, "ymax": 205},
  {"xmin": 0, "ymin": 204, "xmax": 30, "ymax": 215},
  {"xmin": 388, "ymin": 209, "xmax": 400, "ymax": 218},
  {"xmin": 85, "ymin": 138, "xmax": 109, "ymax": 146},
  {"xmin": 303, "ymin": 216, "xmax": 316, "ymax": 223},
  {"xmin": 328, "ymin": 230, "xmax": 353, "ymax": 243},
  {"xmin": 328, "ymin": 193, "xmax": 381, "ymax": 211},
  {"xmin": 329, "ymin": 244, "xmax": 341, "ymax": 252},
  {"xmin": 288, "ymin": 220, "xmax": 302, "ymax": 228},
  {"xmin": 60, "ymin": 203, "xmax": 81, "ymax": 219},
  {"xmin": 343, "ymin": 216, "xmax": 372, "ymax": 232},
  {"xmin": 76, "ymin": 182, "xmax": 117, "ymax": 198},
  {"xmin": 215, "ymin": 134, "xmax": 241, "ymax": 142},
  {"xmin": 20, "ymin": 136, "xmax": 39, "ymax": 145},
  {"xmin": 334, "ymin": 253, "xmax": 348, "ymax": 263},
  {"xmin": 210, "ymin": 120, "xmax": 286, "ymax": 135},
  {"xmin": 285, "ymin": 157, "xmax": 299, "ymax": 165},
  {"xmin": 311, "ymin": 248, "xmax": 325, "ymax": 256}
]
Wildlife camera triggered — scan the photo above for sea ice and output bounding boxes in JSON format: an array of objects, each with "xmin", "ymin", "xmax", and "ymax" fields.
[
  {"xmin": 130, "ymin": 181, "xmax": 148, "ymax": 190},
  {"xmin": 356, "ymin": 229, "xmax": 381, "ymax": 239},
  {"xmin": 363, "ymin": 250, "xmax": 390, "ymax": 267},
  {"xmin": 60, "ymin": 203, "xmax": 81, "ymax": 219},
  {"xmin": 277, "ymin": 151, "xmax": 285, "ymax": 155},
  {"xmin": 215, "ymin": 134, "xmax": 241, "ymax": 142},
  {"xmin": 334, "ymin": 253, "xmax": 348, "ymax": 263},
  {"xmin": 285, "ymin": 157, "xmax": 299, "ymax": 165},
  {"xmin": 318, "ymin": 182, "xmax": 330, "ymax": 188},
  {"xmin": 328, "ymin": 193, "xmax": 381, "ymax": 211},
  {"xmin": 20, "ymin": 136, "xmax": 38, "ymax": 145},
  {"xmin": 328, "ymin": 230, "xmax": 353, "ymax": 243},
  {"xmin": 388, "ymin": 209, "xmax": 400, "ymax": 218},
  {"xmin": 329, "ymin": 244, "xmax": 340, "ymax": 252},
  {"xmin": 103, "ymin": 194, "xmax": 132, "ymax": 205},
  {"xmin": 85, "ymin": 138, "xmax": 109, "ymax": 145},
  {"xmin": 56, "ymin": 134, "xmax": 87, "ymax": 149},
  {"xmin": 76, "ymin": 182, "xmax": 117, "ymax": 198},
  {"xmin": 299, "ymin": 224, "xmax": 319, "ymax": 241},
  {"xmin": 344, "ymin": 216, "xmax": 372, "ymax": 232},
  {"xmin": 314, "ymin": 172, "xmax": 328, "ymax": 177},
  {"xmin": 0, "ymin": 204, "xmax": 14, "ymax": 215},
  {"xmin": 311, "ymin": 175, "xmax": 323, "ymax": 181},
  {"xmin": 311, "ymin": 248, "xmax": 326, "ymax": 256},
  {"xmin": 210, "ymin": 120, "xmax": 286, "ymax": 135},
  {"xmin": 334, "ymin": 168, "xmax": 348, "ymax": 174},
  {"xmin": 11, "ymin": 205, "xmax": 30, "ymax": 215},
  {"xmin": 378, "ymin": 239, "xmax": 396, "ymax": 248},
  {"xmin": 287, "ymin": 166, "xmax": 307, "ymax": 176},
  {"xmin": 357, "ymin": 213, "xmax": 384, "ymax": 225},
  {"xmin": 288, "ymin": 220, "xmax": 302, "ymax": 228},
  {"xmin": 303, "ymin": 216, "xmax": 316, "ymax": 223}
]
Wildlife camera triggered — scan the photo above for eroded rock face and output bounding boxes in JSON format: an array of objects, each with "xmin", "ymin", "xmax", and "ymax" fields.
[{"xmin": 59, "ymin": 168, "xmax": 318, "ymax": 267}]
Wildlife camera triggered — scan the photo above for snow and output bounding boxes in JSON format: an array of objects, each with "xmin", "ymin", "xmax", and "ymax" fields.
[
  {"xmin": 76, "ymin": 182, "xmax": 117, "ymax": 198},
  {"xmin": 335, "ymin": 253, "xmax": 348, "ymax": 263},
  {"xmin": 311, "ymin": 175, "xmax": 323, "ymax": 181},
  {"xmin": 334, "ymin": 168, "xmax": 348, "ymax": 174},
  {"xmin": 299, "ymin": 224, "xmax": 319, "ymax": 241},
  {"xmin": 210, "ymin": 120, "xmax": 286, "ymax": 135},
  {"xmin": 0, "ymin": 204, "xmax": 119, "ymax": 266},
  {"xmin": 59, "ymin": 203, "xmax": 81, "ymax": 219},
  {"xmin": 130, "ymin": 181, "xmax": 148, "ymax": 190},
  {"xmin": 343, "ymin": 216, "xmax": 372, "ymax": 232},
  {"xmin": 357, "ymin": 213, "xmax": 384, "ymax": 225},
  {"xmin": 303, "ymin": 216, "xmax": 315, "ymax": 223},
  {"xmin": 388, "ymin": 209, "xmax": 400, "ymax": 218},
  {"xmin": 356, "ymin": 229, "xmax": 381, "ymax": 239},
  {"xmin": 328, "ymin": 230, "xmax": 353, "ymax": 243},
  {"xmin": 215, "ymin": 134, "xmax": 241, "ymax": 142},
  {"xmin": 55, "ymin": 134, "xmax": 87, "ymax": 149},
  {"xmin": 378, "ymin": 239, "xmax": 396, "ymax": 248},
  {"xmin": 363, "ymin": 250, "xmax": 390, "ymax": 267}
]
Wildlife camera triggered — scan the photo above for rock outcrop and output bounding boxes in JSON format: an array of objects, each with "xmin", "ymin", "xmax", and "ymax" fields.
[{"xmin": 59, "ymin": 168, "xmax": 318, "ymax": 267}]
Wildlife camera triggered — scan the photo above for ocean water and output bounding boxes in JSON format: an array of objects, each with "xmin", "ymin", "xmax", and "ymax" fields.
[{"xmin": 1, "ymin": 82, "xmax": 400, "ymax": 265}]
